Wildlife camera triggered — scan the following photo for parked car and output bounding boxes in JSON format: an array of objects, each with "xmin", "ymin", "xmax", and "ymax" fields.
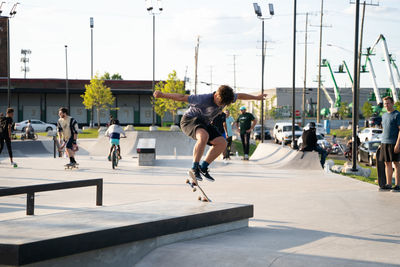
[
  {"xmin": 252, "ymin": 125, "xmax": 271, "ymax": 140},
  {"xmin": 14, "ymin": 120, "xmax": 56, "ymax": 132},
  {"xmin": 297, "ymin": 133, "xmax": 331, "ymax": 151},
  {"xmin": 303, "ymin": 122, "xmax": 326, "ymax": 136},
  {"xmin": 368, "ymin": 116, "xmax": 382, "ymax": 127},
  {"xmin": 272, "ymin": 122, "xmax": 289, "ymax": 140},
  {"xmin": 358, "ymin": 127, "xmax": 382, "ymax": 142},
  {"xmin": 358, "ymin": 140, "xmax": 380, "ymax": 166},
  {"xmin": 274, "ymin": 123, "xmax": 302, "ymax": 145}
]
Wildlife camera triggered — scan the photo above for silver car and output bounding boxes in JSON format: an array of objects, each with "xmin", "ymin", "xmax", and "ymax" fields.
[{"xmin": 14, "ymin": 120, "xmax": 56, "ymax": 132}]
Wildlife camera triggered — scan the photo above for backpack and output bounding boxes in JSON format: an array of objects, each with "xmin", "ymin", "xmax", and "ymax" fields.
[{"xmin": 0, "ymin": 116, "xmax": 7, "ymax": 135}]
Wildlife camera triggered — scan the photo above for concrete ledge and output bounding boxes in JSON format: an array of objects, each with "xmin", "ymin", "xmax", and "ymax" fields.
[{"xmin": 0, "ymin": 200, "xmax": 253, "ymax": 266}]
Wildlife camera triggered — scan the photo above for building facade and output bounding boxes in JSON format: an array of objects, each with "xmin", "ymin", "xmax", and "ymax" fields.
[{"xmin": 0, "ymin": 78, "xmax": 167, "ymax": 125}]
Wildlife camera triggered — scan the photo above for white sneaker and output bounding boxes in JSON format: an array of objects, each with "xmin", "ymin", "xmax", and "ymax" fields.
[
  {"xmin": 11, "ymin": 162, "xmax": 17, "ymax": 168},
  {"xmin": 244, "ymin": 154, "xmax": 249, "ymax": 160}
]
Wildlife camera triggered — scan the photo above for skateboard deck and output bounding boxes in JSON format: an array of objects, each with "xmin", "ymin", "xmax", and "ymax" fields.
[
  {"xmin": 186, "ymin": 171, "xmax": 212, "ymax": 202},
  {"xmin": 376, "ymin": 146, "xmax": 387, "ymax": 189},
  {"xmin": 64, "ymin": 163, "xmax": 79, "ymax": 170}
]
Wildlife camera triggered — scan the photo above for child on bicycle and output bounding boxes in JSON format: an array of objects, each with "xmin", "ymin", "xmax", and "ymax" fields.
[{"xmin": 105, "ymin": 119, "xmax": 126, "ymax": 161}]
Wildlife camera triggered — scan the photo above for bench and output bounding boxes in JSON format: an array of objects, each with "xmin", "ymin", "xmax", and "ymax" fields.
[
  {"xmin": 136, "ymin": 138, "xmax": 156, "ymax": 166},
  {"xmin": 0, "ymin": 178, "xmax": 103, "ymax": 215}
]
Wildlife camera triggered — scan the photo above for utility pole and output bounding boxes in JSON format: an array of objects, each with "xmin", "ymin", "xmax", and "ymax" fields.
[
  {"xmin": 194, "ymin": 36, "xmax": 200, "ymax": 95},
  {"xmin": 302, "ymin": 13, "xmax": 309, "ymax": 127},
  {"xmin": 316, "ymin": 0, "xmax": 324, "ymax": 124},
  {"xmin": 65, "ymin": 45, "xmax": 70, "ymax": 112},
  {"xmin": 291, "ymin": 0, "xmax": 297, "ymax": 149}
]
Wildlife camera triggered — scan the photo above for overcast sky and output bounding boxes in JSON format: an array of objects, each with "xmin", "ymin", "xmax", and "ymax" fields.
[{"xmin": 3, "ymin": 0, "xmax": 400, "ymax": 94}]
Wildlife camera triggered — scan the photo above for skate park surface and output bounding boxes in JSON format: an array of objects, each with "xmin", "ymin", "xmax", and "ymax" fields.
[{"xmin": 1, "ymin": 134, "xmax": 400, "ymax": 266}]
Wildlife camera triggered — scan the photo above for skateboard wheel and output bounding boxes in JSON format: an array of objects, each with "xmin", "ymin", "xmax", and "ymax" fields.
[
  {"xmin": 186, "ymin": 179, "xmax": 189, "ymax": 183},
  {"xmin": 198, "ymin": 196, "xmax": 202, "ymax": 201},
  {"xmin": 193, "ymin": 188, "xmax": 197, "ymax": 192}
]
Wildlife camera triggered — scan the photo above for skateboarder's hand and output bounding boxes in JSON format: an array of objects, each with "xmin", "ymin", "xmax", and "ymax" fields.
[
  {"xmin": 153, "ymin": 90, "xmax": 163, "ymax": 98},
  {"xmin": 255, "ymin": 93, "xmax": 268, "ymax": 100},
  {"xmin": 395, "ymin": 145, "xmax": 400, "ymax": 154}
]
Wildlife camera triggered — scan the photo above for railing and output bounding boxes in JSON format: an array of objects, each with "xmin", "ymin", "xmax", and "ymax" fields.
[{"xmin": 0, "ymin": 178, "xmax": 103, "ymax": 215}]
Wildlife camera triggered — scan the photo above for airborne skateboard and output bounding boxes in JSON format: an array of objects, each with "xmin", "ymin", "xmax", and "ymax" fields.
[
  {"xmin": 376, "ymin": 146, "xmax": 389, "ymax": 190},
  {"xmin": 186, "ymin": 170, "xmax": 212, "ymax": 202},
  {"xmin": 64, "ymin": 163, "xmax": 79, "ymax": 170}
]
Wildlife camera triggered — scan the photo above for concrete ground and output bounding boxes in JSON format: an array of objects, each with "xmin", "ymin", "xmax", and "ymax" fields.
[{"xmin": 1, "ymin": 141, "xmax": 400, "ymax": 266}]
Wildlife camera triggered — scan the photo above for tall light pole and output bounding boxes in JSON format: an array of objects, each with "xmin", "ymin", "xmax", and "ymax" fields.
[
  {"xmin": 253, "ymin": 2, "xmax": 274, "ymax": 143},
  {"xmin": 291, "ymin": 0, "xmax": 297, "ymax": 149},
  {"xmin": 90, "ymin": 17, "xmax": 94, "ymax": 127},
  {"xmin": 65, "ymin": 45, "xmax": 70, "ymax": 112},
  {"xmin": 146, "ymin": 0, "xmax": 163, "ymax": 126},
  {"xmin": 0, "ymin": 2, "xmax": 18, "ymax": 108},
  {"xmin": 316, "ymin": 0, "xmax": 324, "ymax": 123}
]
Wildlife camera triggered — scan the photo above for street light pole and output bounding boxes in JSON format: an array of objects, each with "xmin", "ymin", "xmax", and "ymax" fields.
[
  {"xmin": 351, "ymin": 0, "xmax": 360, "ymax": 172},
  {"xmin": 90, "ymin": 17, "xmax": 94, "ymax": 127},
  {"xmin": 253, "ymin": 2, "xmax": 274, "ymax": 144},
  {"xmin": 1, "ymin": 2, "xmax": 18, "ymax": 108},
  {"xmin": 146, "ymin": 0, "xmax": 163, "ymax": 127},
  {"xmin": 65, "ymin": 45, "xmax": 70, "ymax": 112},
  {"xmin": 291, "ymin": 0, "xmax": 297, "ymax": 149}
]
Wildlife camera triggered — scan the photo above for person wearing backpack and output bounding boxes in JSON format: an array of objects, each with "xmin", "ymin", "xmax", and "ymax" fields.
[{"xmin": 0, "ymin": 108, "xmax": 17, "ymax": 167}]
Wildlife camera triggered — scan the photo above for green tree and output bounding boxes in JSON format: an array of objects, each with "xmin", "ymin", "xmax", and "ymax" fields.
[
  {"xmin": 101, "ymin": 72, "xmax": 123, "ymax": 80},
  {"xmin": 395, "ymin": 101, "xmax": 400, "ymax": 112},
  {"xmin": 362, "ymin": 101, "xmax": 373, "ymax": 119},
  {"xmin": 81, "ymin": 74, "xmax": 116, "ymax": 127},
  {"xmin": 338, "ymin": 102, "xmax": 349, "ymax": 119},
  {"xmin": 225, "ymin": 99, "xmax": 243, "ymax": 120},
  {"xmin": 152, "ymin": 70, "xmax": 186, "ymax": 125}
]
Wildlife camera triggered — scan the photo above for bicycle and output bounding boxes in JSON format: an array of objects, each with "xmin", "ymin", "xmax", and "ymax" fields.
[{"xmin": 111, "ymin": 143, "xmax": 119, "ymax": 169}]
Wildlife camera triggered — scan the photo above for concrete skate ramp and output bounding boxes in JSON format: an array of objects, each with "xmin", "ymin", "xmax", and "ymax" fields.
[
  {"xmin": 251, "ymin": 143, "xmax": 322, "ymax": 171},
  {"xmin": 252, "ymin": 145, "xmax": 295, "ymax": 165},
  {"xmin": 250, "ymin": 143, "xmax": 282, "ymax": 161},
  {"xmin": 83, "ymin": 131, "xmax": 197, "ymax": 157},
  {"xmin": 0, "ymin": 140, "xmax": 53, "ymax": 157}
]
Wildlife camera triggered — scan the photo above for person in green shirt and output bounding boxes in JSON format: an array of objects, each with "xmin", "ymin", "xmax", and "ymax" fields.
[{"xmin": 235, "ymin": 106, "xmax": 257, "ymax": 160}]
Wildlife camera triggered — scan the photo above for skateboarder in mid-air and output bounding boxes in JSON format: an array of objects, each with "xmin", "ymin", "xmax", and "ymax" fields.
[
  {"xmin": 57, "ymin": 107, "xmax": 79, "ymax": 168},
  {"xmin": 153, "ymin": 85, "xmax": 266, "ymax": 181}
]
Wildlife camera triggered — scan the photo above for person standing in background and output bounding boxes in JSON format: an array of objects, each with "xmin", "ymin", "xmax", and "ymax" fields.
[
  {"xmin": 223, "ymin": 110, "xmax": 235, "ymax": 160},
  {"xmin": 235, "ymin": 106, "xmax": 257, "ymax": 160}
]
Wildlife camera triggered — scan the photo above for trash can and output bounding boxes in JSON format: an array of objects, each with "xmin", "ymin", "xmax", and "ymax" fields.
[{"xmin": 324, "ymin": 120, "xmax": 330, "ymax": 135}]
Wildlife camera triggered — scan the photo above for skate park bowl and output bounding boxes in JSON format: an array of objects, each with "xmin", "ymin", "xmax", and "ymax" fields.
[
  {"xmin": 0, "ymin": 139, "xmax": 53, "ymax": 158},
  {"xmin": 0, "ymin": 201, "xmax": 252, "ymax": 266},
  {"xmin": 250, "ymin": 143, "xmax": 322, "ymax": 171}
]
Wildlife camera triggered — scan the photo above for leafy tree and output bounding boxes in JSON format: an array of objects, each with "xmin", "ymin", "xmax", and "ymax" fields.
[
  {"xmin": 81, "ymin": 74, "xmax": 116, "ymax": 127},
  {"xmin": 395, "ymin": 101, "xmax": 400, "ymax": 112},
  {"xmin": 225, "ymin": 99, "xmax": 243, "ymax": 120},
  {"xmin": 152, "ymin": 70, "xmax": 186, "ymax": 124},
  {"xmin": 101, "ymin": 72, "xmax": 123, "ymax": 80},
  {"xmin": 338, "ymin": 102, "xmax": 350, "ymax": 119},
  {"xmin": 362, "ymin": 101, "xmax": 373, "ymax": 119}
]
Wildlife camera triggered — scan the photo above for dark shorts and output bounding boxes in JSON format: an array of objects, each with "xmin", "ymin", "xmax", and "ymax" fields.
[
  {"xmin": 180, "ymin": 115, "xmax": 221, "ymax": 145},
  {"xmin": 65, "ymin": 137, "xmax": 74, "ymax": 150},
  {"xmin": 380, "ymin": 143, "xmax": 400, "ymax": 162}
]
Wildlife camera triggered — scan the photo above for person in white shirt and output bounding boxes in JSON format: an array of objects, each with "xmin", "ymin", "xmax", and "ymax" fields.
[{"xmin": 105, "ymin": 119, "xmax": 126, "ymax": 161}]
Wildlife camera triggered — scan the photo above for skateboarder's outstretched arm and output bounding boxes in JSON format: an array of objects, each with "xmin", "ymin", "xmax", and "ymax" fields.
[
  {"xmin": 153, "ymin": 91, "xmax": 189, "ymax": 102},
  {"xmin": 237, "ymin": 93, "xmax": 267, "ymax": 101}
]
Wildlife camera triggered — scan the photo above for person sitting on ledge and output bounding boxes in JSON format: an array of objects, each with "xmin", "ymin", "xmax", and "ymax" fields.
[{"xmin": 300, "ymin": 122, "xmax": 327, "ymax": 168}]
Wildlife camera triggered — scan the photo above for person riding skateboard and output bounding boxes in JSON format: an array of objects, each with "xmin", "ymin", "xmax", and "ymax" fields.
[
  {"xmin": 57, "ymin": 107, "xmax": 79, "ymax": 168},
  {"xmin": 153, "ymin": 85, "xmax": 266, "ymax": 181},
  {"xmin": 0, "ymin": 108, "xmax": 17, "ymax": 167},
  {"xmin": 235, "ymin": 106, "xmax": 257, "ymax": 160},
  {"xmin": 380, "ymin": 96, "xmax": 400, "ymax": 192},
  {"xmin": 300, "ymin": 122, "xmax": 327, "ymax": 168}
]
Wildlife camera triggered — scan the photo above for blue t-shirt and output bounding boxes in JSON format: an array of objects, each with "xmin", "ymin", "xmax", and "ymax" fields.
[
  {"xmin": 225, "ymin": 116, "xmax": 235, "ymax": 137},
  {"xmin": 381, "ymin": 110, "xmax": 400, "ymax": 144},
  {"xmin": 184, "ymin": 92, "xmax": 237, "ymax": 124}
]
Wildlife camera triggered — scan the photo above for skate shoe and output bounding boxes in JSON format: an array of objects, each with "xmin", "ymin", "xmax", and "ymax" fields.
[
  {"xmin": 189, "ymin": 167, "xmax": 203, "ymax": 182},
  {"xmin": 199, "ymin": 167, "xmax": 215, "ymax": 182}
]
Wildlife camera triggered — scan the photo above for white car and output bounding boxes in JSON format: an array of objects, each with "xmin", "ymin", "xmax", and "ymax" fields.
[
  {"xmin": 358, "ymin": 127, "xmax": 382, "ymax": 142},
  {"xmin": 274, "ymin": 123, "xmax": 303, "ymax": 145},
  {"xmin": 304, "ymin": 122, "xmax": 326, "ymax": 136},
  {"xmin": 272, "ymin": 122, "xmax": 290, "ymax": 140},
  {"xmin": 14, "ymin": 119, "xmax": 56, "ymax": 132},
  {"xmin": 298, "ymin": 133, "xmax": 330, "ymax": 150}
]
